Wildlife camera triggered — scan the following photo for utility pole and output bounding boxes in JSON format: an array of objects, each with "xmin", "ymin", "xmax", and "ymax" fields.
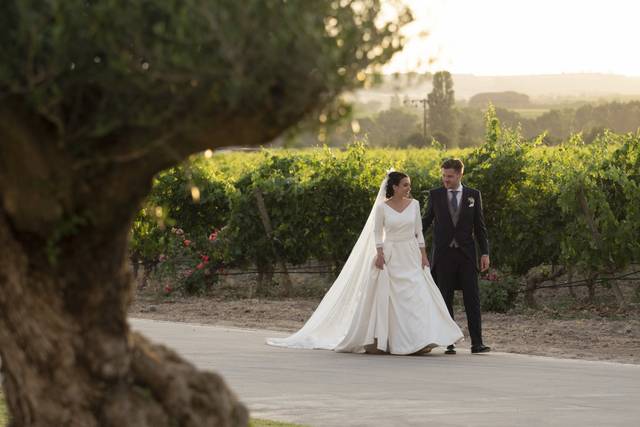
[{"xmin": 404, "ymin": 97, "xmax": 428, "ymax": 144}]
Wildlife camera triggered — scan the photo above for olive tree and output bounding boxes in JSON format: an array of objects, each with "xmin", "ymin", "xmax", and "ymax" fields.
[{"xmin": 0, "ymin": 1, "xmax": 411, "ymax": 425}]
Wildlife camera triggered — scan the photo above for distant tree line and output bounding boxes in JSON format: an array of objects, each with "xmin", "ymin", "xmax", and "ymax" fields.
[
  {"xmin": 512, "ymin": 101, "xmax": 640, "ymax": 143},
  {"xmin": 280, "ymin": 72, "xmax": 640, "ymax": 148},
  {"xmin": 469, "ymin": 91, "xmax": 531, "ymax": 108}
]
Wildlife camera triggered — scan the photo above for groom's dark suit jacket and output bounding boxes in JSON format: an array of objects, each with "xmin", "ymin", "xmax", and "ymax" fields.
[{"xmin": 422, "ymin": 186, "xmax": 489, "ymax": 273}]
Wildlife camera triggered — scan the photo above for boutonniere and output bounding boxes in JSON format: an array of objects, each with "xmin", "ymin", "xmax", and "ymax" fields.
[{"xmin": 468, "ymin": 197, "xmax": 475, "ymax": 207}]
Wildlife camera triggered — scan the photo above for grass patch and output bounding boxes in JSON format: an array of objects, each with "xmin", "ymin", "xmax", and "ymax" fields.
[
  {"xmin": 0, "ymin": 393, "xmax": 303, "ymax": 427},
  {"xmin": 0, "ymin": 391, "xmax": 8, "ymax": 427},
  {"xmin": 250, "ymin": 419, "xmax": 307, "ymax": 427}
]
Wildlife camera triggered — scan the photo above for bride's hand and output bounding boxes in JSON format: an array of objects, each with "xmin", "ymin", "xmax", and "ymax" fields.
[
  {"xmin": 421, "ymin": 254, "xmax": 430, "ymax": 269},
  {"xmin": 375, "ymin": 253, "xmax": 385, "ymax": 270}
]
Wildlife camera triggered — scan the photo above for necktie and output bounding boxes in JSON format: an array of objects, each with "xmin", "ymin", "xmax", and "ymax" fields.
[{"xmin": 450, "ymin": 190, "xmax": 459, "ymax": 211}]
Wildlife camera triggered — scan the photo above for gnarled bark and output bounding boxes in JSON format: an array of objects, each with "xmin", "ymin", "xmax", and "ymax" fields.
[
  {"xmin": 0, "ymin": 104, "xmax": 252, "ymax": 426},
  {"xmin": 0, "ymin": 208, "xmax": 247, "ymax": 426}
]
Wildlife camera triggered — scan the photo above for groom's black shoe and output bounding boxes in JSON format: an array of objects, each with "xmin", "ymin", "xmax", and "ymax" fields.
[
  {"xmin": 471, "ymin": 345, "xmax": 491, "ymax": 354},
  {"xmin": 445, "ymin": 345, "xmax": 456, "ymax": 355}
]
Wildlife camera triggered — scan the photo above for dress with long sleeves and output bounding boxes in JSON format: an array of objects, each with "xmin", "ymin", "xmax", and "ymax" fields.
[{"xmin": 334, "ymin": 199, "xmax": 463, "ymax": 354}]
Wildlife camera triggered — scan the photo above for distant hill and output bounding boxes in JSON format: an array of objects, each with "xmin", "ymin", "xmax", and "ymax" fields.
[{"xmin": 354, "ymin": 73, "xmax": 640, "ymax": 106}]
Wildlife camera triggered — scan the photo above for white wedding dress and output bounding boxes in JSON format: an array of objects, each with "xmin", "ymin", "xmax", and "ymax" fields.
[{"xmin": 267, "ymin": 174, "xmax": 463, "ymax": 355}]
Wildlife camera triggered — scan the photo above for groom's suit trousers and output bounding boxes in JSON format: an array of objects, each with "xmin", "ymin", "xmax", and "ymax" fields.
[{"xmin": 434, "ymin": 246, "xmax": 483, "ymax": 347}]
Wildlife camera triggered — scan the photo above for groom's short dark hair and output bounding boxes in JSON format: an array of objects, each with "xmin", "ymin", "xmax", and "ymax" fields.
[{"xmin": 441, "ymin": 158, "xmax": 464, "ymax": 173}]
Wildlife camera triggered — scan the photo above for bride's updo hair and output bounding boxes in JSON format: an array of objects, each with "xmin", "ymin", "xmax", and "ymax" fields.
[{"xmin": 386, "ymin": 171, "xmax": 409, "ymax": 198}]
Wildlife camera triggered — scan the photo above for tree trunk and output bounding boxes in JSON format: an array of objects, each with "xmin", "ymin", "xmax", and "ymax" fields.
[
  {"xmin": 524, "ymin": 277, "xmax": 539, "ymax": 309},
  {"xmin": 131, "ymin": 255, "xmax": 141, "ymax": 282},
  {"xmin": 0, "ymin": 211, "xmax": 247, "ymax": 426},
  {"xmin": 332, "ymin": 257, "xmax": 344, "ymax": 279},
  {"xmin": 141, "ymin": 259, "xmax": 158, "ymax": 290},
  {"xmin": 0, "ymin": 88, "xmax": 301, "ymax": 427},
  {"xmin": 586, "ymin": 274, "xmax": 597, "ymax": 303},
  {"xmin": 255, "ymin": 269, "xmax": 264, "ymax": 298},
  {"xmin": 255, "ymin": 262, "xmax": 274, "ymax": 297},
  {"xmin": 265, "ymin": 267, "xmax": 275, "ymax": 295},
  {"xmin": 611, "ymin": 281, "xmax": 627, "ymax": 309},
  {"xmin": 566, "ymin": 269, "xmax": 577, "ymax": 299},
  {"xmin": 524, "ymin": 265, "xmax": 567, "ymax": 308}
]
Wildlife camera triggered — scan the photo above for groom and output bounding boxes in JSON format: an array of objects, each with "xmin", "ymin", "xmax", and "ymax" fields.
[{"xmin": 422, "ymin": 158, "xmax": 491, "ymax": 354}]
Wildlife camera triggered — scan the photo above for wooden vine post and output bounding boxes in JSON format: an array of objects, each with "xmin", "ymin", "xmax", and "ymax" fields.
[{"xmin": 253, "ymin": 188, "xmax": 294, "ymax": 296}]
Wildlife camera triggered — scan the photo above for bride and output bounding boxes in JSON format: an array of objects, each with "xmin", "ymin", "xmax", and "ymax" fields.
[{"xmin": 267, "ymin": 171, "xmax": 463, "ymax": 355}]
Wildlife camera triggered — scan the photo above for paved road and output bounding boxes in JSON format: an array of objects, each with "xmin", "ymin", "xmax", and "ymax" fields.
[{"xmin": 131, "ymin": 318, "xmax": 640, "ymax": 427}]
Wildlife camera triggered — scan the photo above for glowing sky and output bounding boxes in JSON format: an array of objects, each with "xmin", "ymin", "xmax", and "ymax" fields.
[{"xmin": 384, "ymin": 0, "xmax": 640, "ymax": 76}]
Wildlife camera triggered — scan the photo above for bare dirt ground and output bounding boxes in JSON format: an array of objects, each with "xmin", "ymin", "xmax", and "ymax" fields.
[{"xmin": 129, "ymin": 286, "xmax": 640, "ymax": 365}]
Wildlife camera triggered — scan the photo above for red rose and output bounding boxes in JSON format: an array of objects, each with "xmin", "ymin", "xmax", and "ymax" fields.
[
  {"xmin": 183, "ymin": 239, "xmax": 191, "ymax": 247},
  {"xmin": 196, "ymin": 262, "xmax": 205, "ymax": 270}
]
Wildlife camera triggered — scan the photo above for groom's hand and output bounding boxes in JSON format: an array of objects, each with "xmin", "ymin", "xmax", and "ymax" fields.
[{"xmin": 480, "ymin": 255, "xmax": 490, "ymax": 272}]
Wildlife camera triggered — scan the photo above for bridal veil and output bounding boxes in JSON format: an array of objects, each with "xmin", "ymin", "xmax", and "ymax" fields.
[{"xmin": 266, "ymin": 172, "xmax": 390, "ymax": 350}]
